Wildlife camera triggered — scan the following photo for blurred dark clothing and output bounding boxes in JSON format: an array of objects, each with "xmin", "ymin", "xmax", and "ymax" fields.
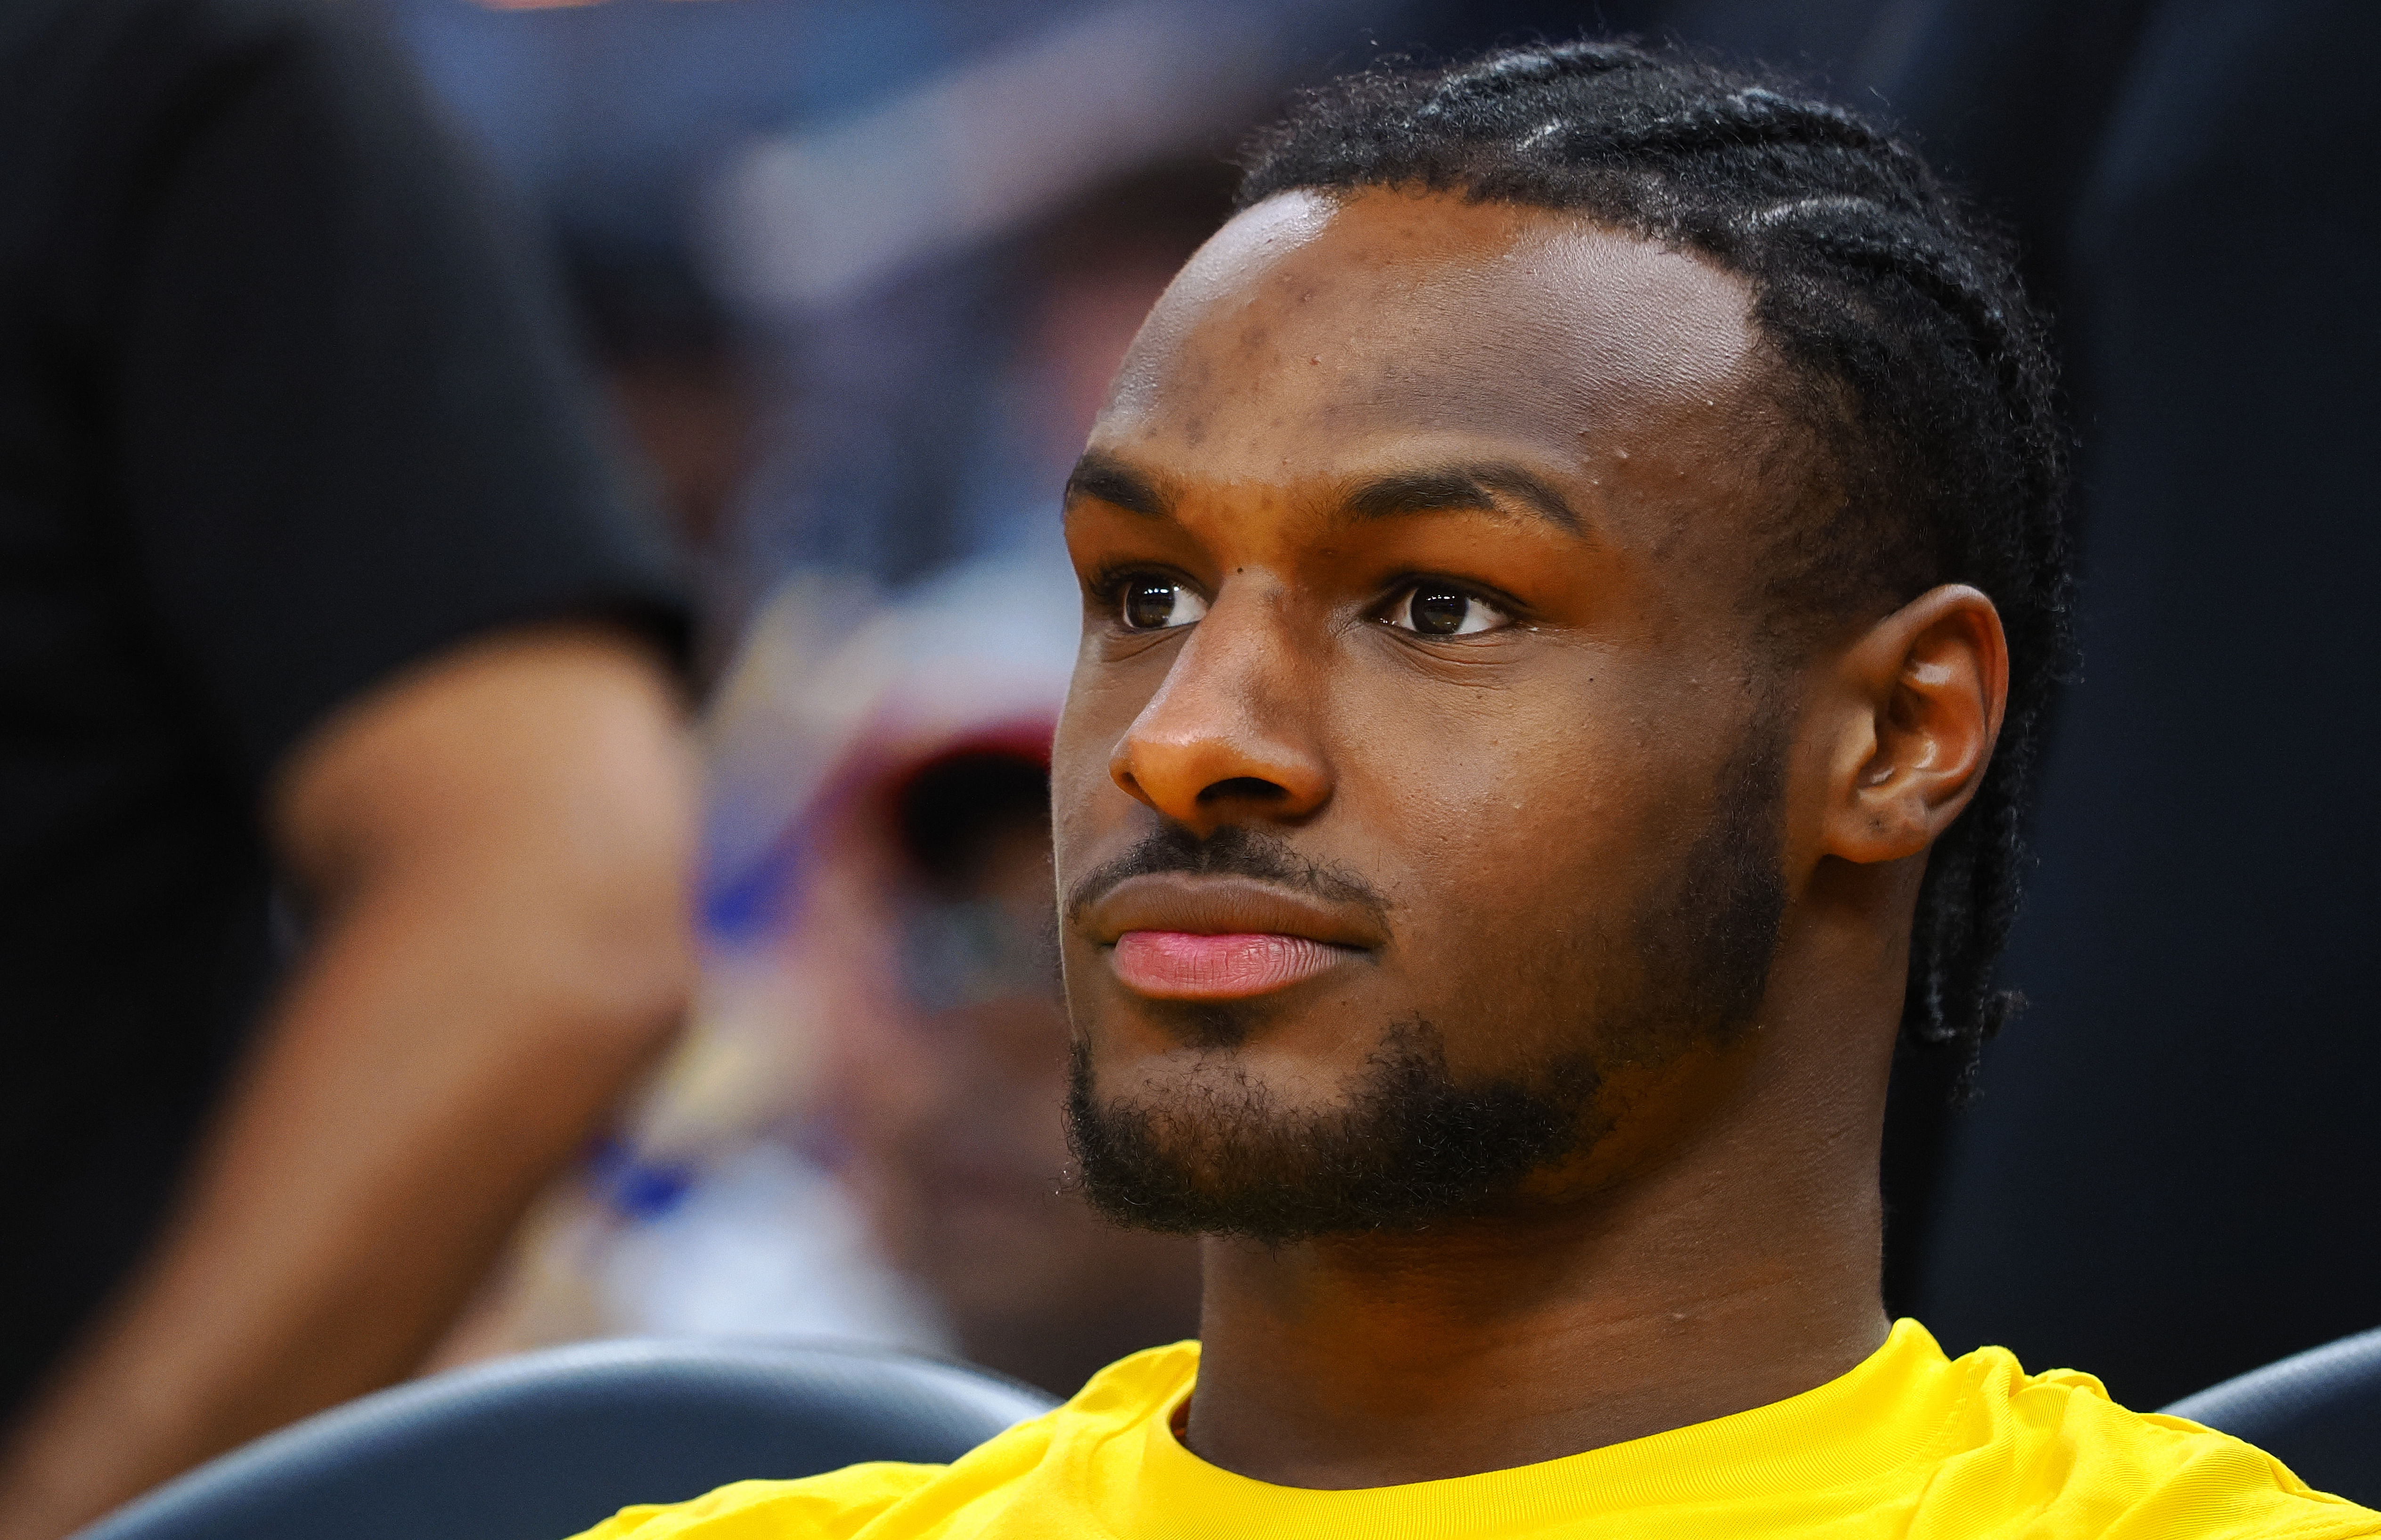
[
  {"xmin": 1878, "ymin": 0, "xmax": 2381, "ymax": 1408},
  {"xmin": 0, "ymin": 0, "xmax": 683, "ymax": 1418}
]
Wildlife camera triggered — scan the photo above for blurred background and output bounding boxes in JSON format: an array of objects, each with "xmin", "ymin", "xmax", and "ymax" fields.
[{"xmin": 8, "ymin": 0, "xmax": 2376, "ymax": 1520}]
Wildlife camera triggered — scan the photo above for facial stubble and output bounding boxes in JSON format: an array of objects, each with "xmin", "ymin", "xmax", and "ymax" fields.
[{"xmin": 1064, "ymin": 712, "xmax": 1791, "ymax": 1243}]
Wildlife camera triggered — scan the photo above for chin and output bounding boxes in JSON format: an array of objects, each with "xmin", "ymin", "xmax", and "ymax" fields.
[{"xmin": 1063, "ymin": 1021, "xmax": 1606, "ymax": 1244}]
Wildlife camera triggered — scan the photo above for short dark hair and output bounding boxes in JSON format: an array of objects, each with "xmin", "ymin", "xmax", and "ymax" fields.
[{"xmin": 1237, "ymin": 40, "xmax": 2074, "ymax": 1076}]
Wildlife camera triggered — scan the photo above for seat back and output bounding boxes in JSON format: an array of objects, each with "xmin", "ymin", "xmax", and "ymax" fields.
[
  {"xmin": 73, "ymin": 1339, "xmax": 1059, "ymax": 1540},
  {"xmin": 2160, "ymin": 1325, "xmax": 2381, "ymax": 1507}
]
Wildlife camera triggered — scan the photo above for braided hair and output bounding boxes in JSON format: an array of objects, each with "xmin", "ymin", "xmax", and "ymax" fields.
[{"xmin": 1239, "ymin": 41, "xmax": 2074, "ymax": 1079}]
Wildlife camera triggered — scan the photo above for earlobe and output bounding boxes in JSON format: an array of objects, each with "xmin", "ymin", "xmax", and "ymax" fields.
[{"xmin": 1822, "ymin": 585, "xmax": 2008, "ymax": 867}]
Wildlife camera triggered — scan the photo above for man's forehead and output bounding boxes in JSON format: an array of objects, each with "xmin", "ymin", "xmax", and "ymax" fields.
[{"xmin": 1094, "ymin": 188, "xmax": 1770, "ymax": 475}]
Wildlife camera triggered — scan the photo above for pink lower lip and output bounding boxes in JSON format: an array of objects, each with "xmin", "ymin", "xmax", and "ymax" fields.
[{"xmin": 1110, "ymin": 931, "xmax": 1352, "ymax": 1000}]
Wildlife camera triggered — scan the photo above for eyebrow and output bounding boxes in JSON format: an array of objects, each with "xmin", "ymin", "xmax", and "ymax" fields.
[
  {"xmin": 1343, "ymin": 465, "xmax": 1586, "ymax": 535},
  {"xmin": 1064, "ymin": 451, "xmax": 1170, "ymax": 518},
  {"xmin": 1063, "ymin": 451, "xmax": 1587, "ymax": 536}
]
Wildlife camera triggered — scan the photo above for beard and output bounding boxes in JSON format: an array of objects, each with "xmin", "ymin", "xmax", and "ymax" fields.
[{"xmin": 1063, "ymin": 710, "xmax": 1789, "ymax": 1244}]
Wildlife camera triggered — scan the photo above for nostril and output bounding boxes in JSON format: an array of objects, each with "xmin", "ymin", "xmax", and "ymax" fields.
[{"xmin": 1198, "ymin": 777, "xmax": 1288, "ymax": 805}]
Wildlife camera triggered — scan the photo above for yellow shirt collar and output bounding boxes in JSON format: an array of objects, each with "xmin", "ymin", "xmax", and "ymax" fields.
[{"xmin": 1087, "ymin": 1319, "xmax": 1974, "ymax": 1539}]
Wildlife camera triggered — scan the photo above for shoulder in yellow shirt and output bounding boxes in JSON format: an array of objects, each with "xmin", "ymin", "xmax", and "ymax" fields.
[{"xmin": 573, "ymin": 1321, "xmax": 2379, "ymax": 1540}]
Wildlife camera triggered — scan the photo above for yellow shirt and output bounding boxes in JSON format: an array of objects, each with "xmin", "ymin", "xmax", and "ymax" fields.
[{"xmin": 575, "ymin": 1321, "xmax": 2379, "ymax": 1540}]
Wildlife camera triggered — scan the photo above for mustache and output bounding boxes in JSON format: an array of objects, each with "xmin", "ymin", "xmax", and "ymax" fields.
[{"xmin": 1064, "ymin": 824, "xmax": 1391, "ymax": 928}]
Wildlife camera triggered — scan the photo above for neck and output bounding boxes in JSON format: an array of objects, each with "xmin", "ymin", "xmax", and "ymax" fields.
[{"xmin": 1180, "ymin": 939, "xmax": 1898, "ymax": 1488}]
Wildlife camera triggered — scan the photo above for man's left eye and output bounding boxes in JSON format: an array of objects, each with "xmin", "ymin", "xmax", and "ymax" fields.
[{"xmin": 1381, "ymin": 583, "xmax": 1511, "ymax": 637}]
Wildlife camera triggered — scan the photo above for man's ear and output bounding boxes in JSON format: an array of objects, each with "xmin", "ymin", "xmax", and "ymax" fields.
[{"xmin": 1819, "ymin": 584, "xmax": 2009, "ymax": 866}]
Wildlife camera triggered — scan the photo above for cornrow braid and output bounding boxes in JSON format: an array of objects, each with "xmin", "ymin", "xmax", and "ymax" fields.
[{"xmin": 1239, "ymin": 40, "xmax": 2075, "ymax": 1079}]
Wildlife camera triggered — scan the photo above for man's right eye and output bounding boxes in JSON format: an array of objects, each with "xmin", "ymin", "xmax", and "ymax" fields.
[{"xmin": 1120, "ymin": 577, "xmax": 1208, "ymax": 632}]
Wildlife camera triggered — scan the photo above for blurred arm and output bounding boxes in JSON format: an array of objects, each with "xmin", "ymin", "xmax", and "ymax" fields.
[{"xmin": 0, "ymin": 623, "xmax": 695, "ymax": 1540}]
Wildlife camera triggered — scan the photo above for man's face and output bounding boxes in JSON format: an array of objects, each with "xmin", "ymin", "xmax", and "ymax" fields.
[{"xmin": 1052, "ymin": 188, "xmax": 1818, "ymax": 1239}]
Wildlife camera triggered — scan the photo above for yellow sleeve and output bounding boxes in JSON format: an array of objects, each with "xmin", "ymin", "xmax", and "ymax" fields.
[
  {"xmin": 2099, "ymin": 1416, "xmax": 2381, "ymax": 1540},
  {"xmin": 567, "ymin": 1464, "xmax": 949, "ymax": 1540}
]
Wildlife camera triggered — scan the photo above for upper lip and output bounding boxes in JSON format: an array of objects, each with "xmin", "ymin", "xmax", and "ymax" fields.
[{"xmin": 1079, "ymin": 873, "xmax": 1389, "ymax": 950}]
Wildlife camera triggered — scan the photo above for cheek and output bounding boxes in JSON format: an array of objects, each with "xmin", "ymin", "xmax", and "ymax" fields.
[
  {"xmin": 1327, "ymin": 659, "xmax": 1715, "ymax": 951},
  {"xmin": 1050, "ymin": 657, "xmax": 1138, "ymax": 860}
]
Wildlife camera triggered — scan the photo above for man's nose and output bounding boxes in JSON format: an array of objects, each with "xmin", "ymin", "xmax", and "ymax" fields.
[{"xmin": 1108, "ymin": 589, "xmax": 1331, "ymax": 835}]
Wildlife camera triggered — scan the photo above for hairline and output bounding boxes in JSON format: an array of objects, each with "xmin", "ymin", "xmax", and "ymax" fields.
[{"xmin": 1240, "ymin": 179, "xmax": 1899, "ymax": 658}]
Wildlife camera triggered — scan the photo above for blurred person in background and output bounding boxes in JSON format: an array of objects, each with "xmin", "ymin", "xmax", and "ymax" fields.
[
  {"xmin": 843, "ymin": 733, "xmax": 1201, "ymax": 1397},
  {"xmin": 436, "ymin": 154, "xmax": 1233, "ymax": 1391},
  {"xmin": 0, "ymin": 0, "xmax": 695, "ymax": 1533},
  {"xmin": 443, "ymin": 559, "xmax": 1197, "ymax": 1398},
  {"xmin": 563, "ymin": 242, "xmax": 761, "ymax": 683}
]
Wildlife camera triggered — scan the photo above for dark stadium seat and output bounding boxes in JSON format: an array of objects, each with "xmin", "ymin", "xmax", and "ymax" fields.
[
  {"xmin": 71, "ymin": 1338, "xmax": 1058, "ymax": 1540},
  {"xmin": 2160, "ymin": 1326, "xmax": 2381, "ymax": 1507}
]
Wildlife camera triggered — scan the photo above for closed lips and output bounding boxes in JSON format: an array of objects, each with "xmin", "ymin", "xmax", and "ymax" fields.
[
  {"xmin": 1082, "ymin": 874, "xmax": 1385, "ymax": 1001},
  {"xmin": 1110, "ymin": 931, "xmax": 1353, "ymax": 999}
]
